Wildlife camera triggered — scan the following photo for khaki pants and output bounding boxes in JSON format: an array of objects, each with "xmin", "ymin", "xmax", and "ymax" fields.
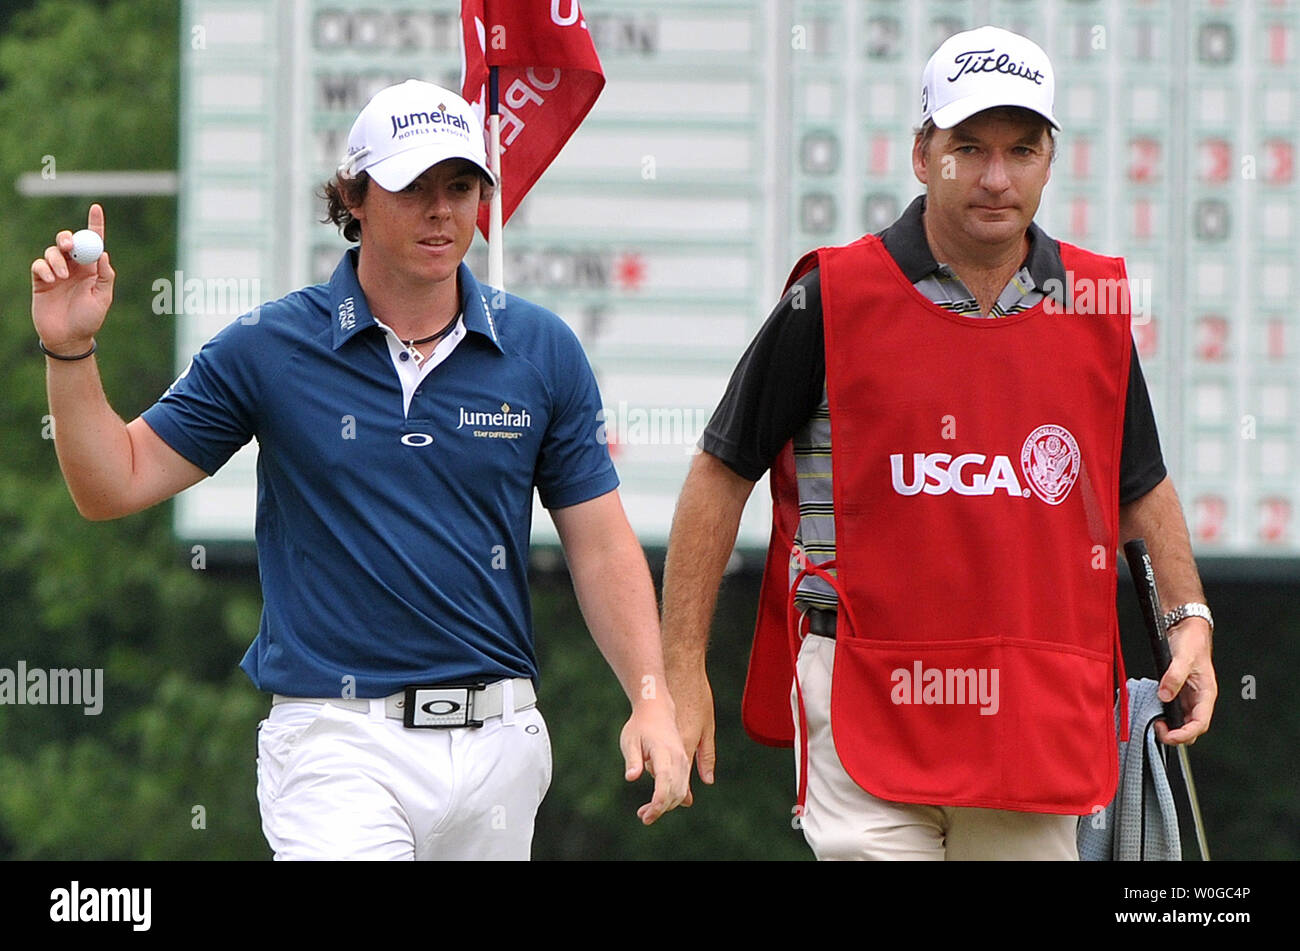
[{"xmin": 793, "ymin": 633, "xmax": 1079, "ymax": 860}]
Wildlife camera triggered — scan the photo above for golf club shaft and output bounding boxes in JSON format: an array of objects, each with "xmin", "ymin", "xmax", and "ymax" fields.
[
  {"xmin": 1177, "ymin": 746, "xmax": 1211, "ymax": 861},
  {"xmin": 1122, "ymin": 538, "xmax": 1210, "ymax": 860}
]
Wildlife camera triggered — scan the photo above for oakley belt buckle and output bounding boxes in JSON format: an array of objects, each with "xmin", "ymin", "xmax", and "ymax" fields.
[{"xmin": 403, "ymin": 683, "xmax": 486, "ymax": 728}]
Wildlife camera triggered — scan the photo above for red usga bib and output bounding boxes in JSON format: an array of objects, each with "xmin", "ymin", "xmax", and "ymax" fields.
[{"xmin": 743, "ymin": 234, "xmax": 1132, "ymax": 814}]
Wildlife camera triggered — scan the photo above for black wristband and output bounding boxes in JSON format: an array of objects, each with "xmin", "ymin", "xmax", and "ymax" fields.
[{"xmin": 39, "ymin": 339, "xmax": 97, "ymax": 361}]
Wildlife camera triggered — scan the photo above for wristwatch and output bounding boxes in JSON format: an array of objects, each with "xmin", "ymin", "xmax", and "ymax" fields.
[{"xmin": 1163, "ymin": 602, "xmax": 1214, "ymax": 634}]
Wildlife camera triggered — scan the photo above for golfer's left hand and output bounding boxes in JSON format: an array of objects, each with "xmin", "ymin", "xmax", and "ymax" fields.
[
  {"xmin": 1155, "ymin": 618, "xmax": 1217, "ymax": 746},
  {"xmin": 620, "ymin": 695, "xmax": 690, "ymax": 825}
]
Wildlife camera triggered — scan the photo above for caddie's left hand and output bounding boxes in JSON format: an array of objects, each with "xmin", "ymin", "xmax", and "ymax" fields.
[
  {"xmin": 620, "ymin": 693, "xmax": 690, "ymax": 825},
  {"xmin": 1155, "ymin": 618, "xmax": 1217, "ymax": 746}
]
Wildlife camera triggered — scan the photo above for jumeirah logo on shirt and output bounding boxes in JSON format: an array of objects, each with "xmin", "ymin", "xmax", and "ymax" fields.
[{"xmin": 456, "ymin": 402, "xmax": 532, "ymax": 439}]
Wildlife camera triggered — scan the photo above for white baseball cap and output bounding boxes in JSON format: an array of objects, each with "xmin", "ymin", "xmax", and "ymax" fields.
[
  {"xmin": 920, "ymin": 26, "xmax": 1060, "ymax": 131},
  {"xmin": 338, "ymin": 79, "xmax": 496, "ymax": 190}
]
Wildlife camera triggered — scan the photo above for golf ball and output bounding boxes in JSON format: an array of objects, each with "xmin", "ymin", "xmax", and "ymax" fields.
[{"xmin": 70, "ymin": 229, "xmax": 104, "ymax": 265}]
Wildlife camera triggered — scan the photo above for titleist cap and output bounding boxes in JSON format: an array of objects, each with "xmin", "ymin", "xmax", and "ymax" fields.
[
  {"xmin": 338, "ymin": 79, "xmax": 495, "ymax": 190},
  {"xmin": 920, "ymin": 26, "xmax": 1060, "ymax": 131}
]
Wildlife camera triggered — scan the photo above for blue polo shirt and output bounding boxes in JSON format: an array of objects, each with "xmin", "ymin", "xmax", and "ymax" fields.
[{"xmin": 142, "ymin": 249, "xmax": 618, "ymax": 697}]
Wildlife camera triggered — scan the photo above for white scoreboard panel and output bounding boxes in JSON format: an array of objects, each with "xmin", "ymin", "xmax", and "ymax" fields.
[{"xmin": 178, "ymin": 0, "xmax": 1298, "ymax": 557}]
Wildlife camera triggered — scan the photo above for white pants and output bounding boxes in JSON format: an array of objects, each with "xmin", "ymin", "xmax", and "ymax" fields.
[
  {"xmin": 256, "ymin": 697, "xmax": 552, "ymax": 860},
  {"xmin": 793, "ymin": 634, "xmax": 1079, "ymax": 860}
]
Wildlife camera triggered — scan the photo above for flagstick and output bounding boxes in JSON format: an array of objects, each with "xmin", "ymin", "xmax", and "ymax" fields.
[
  {"xmin": 487, "ymin": 66, "xmax": 505, "ymax": 294},
  {"xmin": 488, "ymin": 114, "xmax": 504, "ymax": 293}
]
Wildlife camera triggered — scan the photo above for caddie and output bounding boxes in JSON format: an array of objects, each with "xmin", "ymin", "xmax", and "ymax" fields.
[
  {"xmin": 31, "ymin": 79, "xmax": 687, "ymax": 860},
  {"xmin": 661, "ymin": 26, "xmax": 1217, "ymax": 860}
]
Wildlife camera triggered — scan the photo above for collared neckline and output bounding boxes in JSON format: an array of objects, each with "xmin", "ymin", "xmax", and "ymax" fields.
[
  {"xmin": 877, "ymin": 194, "xmax": 1065, "ymax": 289},
  {"xmin": 454, "ymin": 258, "xmax": 504, "ymax": 353},
  {"xmin": 328, "ymin": 248, "xmax": 503, "ymax": 353}
]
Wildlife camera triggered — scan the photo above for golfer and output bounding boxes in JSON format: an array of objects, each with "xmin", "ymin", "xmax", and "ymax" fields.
[{"xmin": 31, "ymin": 79, "xmax": 688, "ymax": 860}]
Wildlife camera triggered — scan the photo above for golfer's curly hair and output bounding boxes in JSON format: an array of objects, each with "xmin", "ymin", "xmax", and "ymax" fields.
[
  {"xmin": 320, "ymin": 171, "xmax": 371, "ymax": 243},
  {"xmin": 319, "ymin": 166, "xmax": 497, "ymax": 244}
]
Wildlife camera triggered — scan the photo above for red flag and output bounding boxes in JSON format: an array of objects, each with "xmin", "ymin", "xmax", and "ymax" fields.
[{"xmin": 461, "ymin": 0, "xmax": 605, "ymax": 236}]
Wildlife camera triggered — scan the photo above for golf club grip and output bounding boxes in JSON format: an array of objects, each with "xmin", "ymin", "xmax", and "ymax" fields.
[{"xmin": 1122, "ymin": 539, "xmax": 1185, "ymax": 729}]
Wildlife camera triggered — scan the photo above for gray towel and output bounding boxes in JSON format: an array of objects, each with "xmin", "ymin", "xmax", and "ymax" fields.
[{"xmin": 1077, "ymin": 678, "xmax": 1181, "ymax": 861}]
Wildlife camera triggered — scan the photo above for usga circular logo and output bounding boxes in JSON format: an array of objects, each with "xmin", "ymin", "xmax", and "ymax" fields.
[{"xmin": 1020, "ymin": 424, "xmax": 1081, "ymax": 505}]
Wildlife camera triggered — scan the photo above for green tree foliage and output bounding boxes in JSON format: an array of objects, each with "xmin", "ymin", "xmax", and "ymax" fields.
[{"xmin": 0, "ymin": 0, "xmax": 268, "ymax": 860}]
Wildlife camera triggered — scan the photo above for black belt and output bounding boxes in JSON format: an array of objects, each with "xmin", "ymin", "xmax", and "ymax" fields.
[{"xmin": 804, "ymin": 607, "xmax": 837, "ymax": 639}]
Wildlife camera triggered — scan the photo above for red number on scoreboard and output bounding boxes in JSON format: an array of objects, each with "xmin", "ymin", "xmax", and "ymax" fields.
[
  {"xmin": 1133, "ymin": 316, "xmax": 1158, "ymax": 358},
  {"xmin": 1259, "ymin": 497, "xmax": 1291, "ymax": 543},
  {"xmin": 1070, "ymin": 197, "xmax": 1089, "ymax": 237},
  {"xmin": 1267, "ymin": 22, "xmax": 1290, "ymax": 66},
  {"xmin": 1198, "ymin": 138, "xmax": 1232, "ymax": 183},
  {"xmin": 1071, "ymin": 137, "xmax": 1091, "ymax": 179},
  {"xmin": 1133, "ymin": 199, "xmax": 1153, "ymax": 240},
  {"xmin": 1194, "ymin": 495, "xmax": 1227, "ymax": 543},
  {"xmin": 1267, "ymin": 318, "xmax": 1287, "ymax": 359},
  {"xmin": 1266, "ymin": 139, "xmax": 1294, "ymax": 184},
  {"xmin": 1128, "ymin": 137, "xmax": 1161, "ymax": 183},
  {"xmin": 1195, "ymin": 315, "xmax": 1229, "ymax": 361},
  {"xmin": 870, "ymin": 134, "xmax": 891, "ymax": 176}
]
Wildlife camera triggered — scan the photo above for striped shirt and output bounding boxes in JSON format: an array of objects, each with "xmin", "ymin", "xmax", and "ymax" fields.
[{"xmin": 792, "ymin": 266, "xmax": 1046, "ymax": 608}]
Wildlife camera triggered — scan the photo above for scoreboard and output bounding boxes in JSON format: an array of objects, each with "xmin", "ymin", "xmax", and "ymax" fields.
[{"xmin": 176, "ymin": 0, "xmax": 1299, "ymax": 557}]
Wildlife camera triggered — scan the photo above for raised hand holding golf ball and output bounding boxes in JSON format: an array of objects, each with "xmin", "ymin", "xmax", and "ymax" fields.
[
  {"xmin": 30, "ymin": 204, "xmax": 115, "ymax": 354},
  {"xmin": 70, "ymin": 229, "xmax": 104, "ymax": 265}
]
